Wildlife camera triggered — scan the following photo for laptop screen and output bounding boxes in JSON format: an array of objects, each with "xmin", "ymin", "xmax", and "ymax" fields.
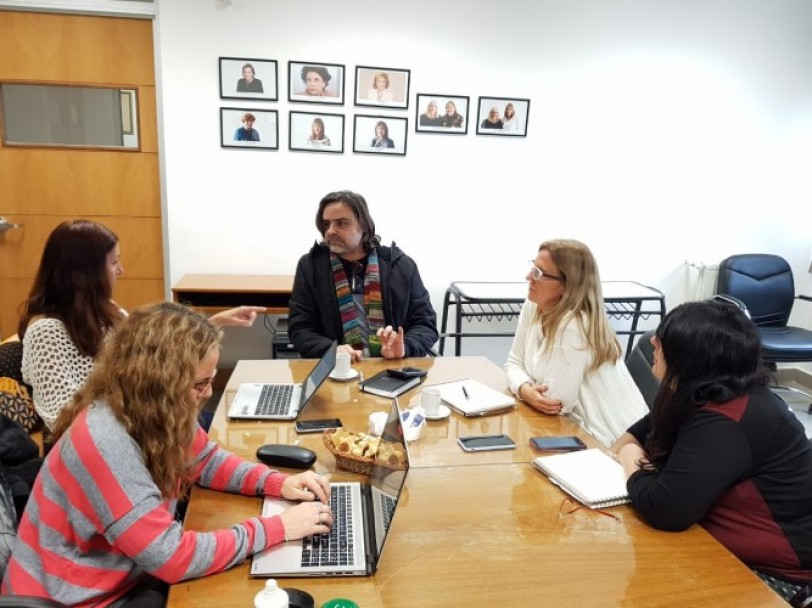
[
  {"xmin": 298, "ymin": 340, "xmax": 337, "ymax": 413},
  {"xmin": 369, "ymin": 399, "xmax": 410, "ymax": 561}
]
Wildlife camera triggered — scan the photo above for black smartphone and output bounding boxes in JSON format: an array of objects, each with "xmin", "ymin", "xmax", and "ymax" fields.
[
  {"xmin": 529, "ymin": 436, "xmax": 587, "ymax": 452},
  {"xmin": 294, "ymin": 418, "xmax": 342, "ymax": 434},
  {"xmin": 458, "ymin": 434, "xmax": 516, "ymax": 452},
  {"xmin": 386, "ymin": 367, "xmax": 428, "ymax": 379}
]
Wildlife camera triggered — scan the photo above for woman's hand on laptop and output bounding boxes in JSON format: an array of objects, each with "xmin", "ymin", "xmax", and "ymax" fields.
[
  {"xmin": 278, "ymin": 501, "xmax": 334, "ymax": 541},
  {"xmin": 281, "ymin": 471, "xmax": 331, "ymax": 503}
]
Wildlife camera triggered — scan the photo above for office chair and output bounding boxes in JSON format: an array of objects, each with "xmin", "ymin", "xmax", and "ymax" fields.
[
  {"xmin": 715, "ymin": 253, "xmax": 812, "ymax": 403},
  {"xmin": 625, "ymin": 330, "xmax": 659, "ymax": 410}
]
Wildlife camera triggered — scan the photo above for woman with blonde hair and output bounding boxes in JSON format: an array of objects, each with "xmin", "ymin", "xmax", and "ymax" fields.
[
  {"xmin": 366, "ymin": 72, "xmax": 393, "ymax": 102},
  {"xmin": 3, "ymin": 303, "xmax": 332, "ymax": 606},
  {"xmin": 504, "ymin": 239, "xmax": 648, "ymax": 446}
]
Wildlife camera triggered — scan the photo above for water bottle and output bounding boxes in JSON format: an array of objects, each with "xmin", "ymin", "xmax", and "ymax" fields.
[{"xmin": 254, "ymin": 579, "xmax": 289, "ymax": 608}]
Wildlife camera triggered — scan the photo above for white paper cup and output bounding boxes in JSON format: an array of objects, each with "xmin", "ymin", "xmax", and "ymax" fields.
[
  {"xmin": 334, "ymin": 352, "xmax": 351, "ymax": 377},
  {"xmin": 421, "ymin": 387, "xmax": 442, "ymax": 417}
]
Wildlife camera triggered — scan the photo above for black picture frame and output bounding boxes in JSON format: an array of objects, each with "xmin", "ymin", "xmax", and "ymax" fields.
[
  {"xmin": 354, "ymin": 66, "xmax": 410, "ymax": 109},
  {"xmin": 289, "ymin": 111, "xmax": 345, "ymax": 154},
  {"xmin": 219, "ymin": 57, "xmax": 278, "ymax": 101},
  {"xmin": 414, "ymin": 94, "xmax": 470, "ymax": 135},
  {"xmin": 288, "ymin": 61, "xmax": 345, "ymax": 105},
  {"xmin": 220, "ymin": 107, "xmax": 278, "ymax": 150},
  {"xmin": 475, "ymin": 96, "xmax": 530, "ymax": 137},
  {"xmin": 353, "ymin": 114, "xmax": 407, "ymax": 156}
]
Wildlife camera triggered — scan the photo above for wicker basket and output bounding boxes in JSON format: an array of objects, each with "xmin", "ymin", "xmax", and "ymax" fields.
[{"xmin": 322, "ymin": 430, "xmax": 375, "ymax": 475}]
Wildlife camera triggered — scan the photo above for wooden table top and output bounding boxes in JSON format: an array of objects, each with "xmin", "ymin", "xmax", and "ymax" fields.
[{"xmin": 168, "ymin": 357, "xmax": 784, "ymax": 608}]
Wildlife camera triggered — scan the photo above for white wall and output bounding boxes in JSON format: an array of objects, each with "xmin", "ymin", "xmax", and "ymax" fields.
[{"xmin": 155, "ymin": 0, "xmax": 812, "ymax": 363}]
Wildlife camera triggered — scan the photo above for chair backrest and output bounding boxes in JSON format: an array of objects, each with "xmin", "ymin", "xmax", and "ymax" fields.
[
  {"xmin": 625, "ymin": 330, "xmax": 659, "ymax": 410},
  {"xmin": 715, "ymin": 254, "xmax": 795, "ymax": 327}
]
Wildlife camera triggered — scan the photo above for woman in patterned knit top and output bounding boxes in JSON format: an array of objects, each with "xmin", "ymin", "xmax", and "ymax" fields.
[
  {"xmin": 3, "ymin": 303, "xmax": 333, "ymax": 606},
  {"xmin": 17, "ymin": 220, "xmax": 263, "ymax": 432}
]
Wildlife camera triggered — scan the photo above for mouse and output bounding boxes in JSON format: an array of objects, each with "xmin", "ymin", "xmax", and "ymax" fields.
[{"xmin": 256, "ymin": 444, "xmax": 317, "ymax": 469}]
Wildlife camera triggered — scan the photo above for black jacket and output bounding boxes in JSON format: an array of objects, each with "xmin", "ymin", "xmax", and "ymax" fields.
[{"xmin": 288, "ymin": 242, "xmax": 438, "ymax": 358}]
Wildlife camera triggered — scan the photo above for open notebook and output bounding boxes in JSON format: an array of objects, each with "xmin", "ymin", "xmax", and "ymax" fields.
[
  {"xmin": 430, "ymin": 378, "xmax": 515, "ymax": 417},
  {"xmin": 532, "ymin": 448, "xmax": 630, "ymax": 509}
]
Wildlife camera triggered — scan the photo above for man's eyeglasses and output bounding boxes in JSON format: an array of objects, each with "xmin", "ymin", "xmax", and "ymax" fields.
[
  {"xmin": 528, "ymin": 261, "xmax": 565, "ymax": 282},
  {"xmin": 558, "ymin": 498, "xmax": 622, "ymax": 531}
]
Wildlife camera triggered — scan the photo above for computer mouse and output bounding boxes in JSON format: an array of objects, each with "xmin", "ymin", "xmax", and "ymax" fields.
[
  {"xmin": 283, "ymin": 587, "xmax": 315, "ymax": 608},
  {"xmin": 256, "ymin": 444, "xmax": 317, "ymax": 469}
]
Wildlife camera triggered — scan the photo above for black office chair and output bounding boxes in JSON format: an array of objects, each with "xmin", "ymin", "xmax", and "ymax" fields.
[
  {"xmin": 625, "ymin": 330, "xmax": 659, "ymax": 410},
  {"xmin": 715, "ymin": 253, "xmax": 812, "ymax": 403}
]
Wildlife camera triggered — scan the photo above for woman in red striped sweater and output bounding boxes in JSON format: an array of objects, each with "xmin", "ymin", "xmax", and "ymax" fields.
[{"xmin": 2, "ymin": 302, "xmax": 332, "ymax": 607}]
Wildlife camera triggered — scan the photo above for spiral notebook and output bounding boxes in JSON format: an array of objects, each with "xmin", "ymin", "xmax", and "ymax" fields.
[{"xmin": 532, "ymin": 448, "xmax": 630, "ymax": 508}]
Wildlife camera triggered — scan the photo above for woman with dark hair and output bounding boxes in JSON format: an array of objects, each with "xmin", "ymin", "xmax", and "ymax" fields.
[
  {"xmin": 18, "ymin": 220, "xmax": 263, "ymax": 432},
  {"xmin": 236, "ymin": 62, "xmax": 264, "ymax": 93},
  {"xmin": 370, "ymin": 121, "xmax": 394, "ymax": 148},
  {"xmin": 614, "ymin": 299, "xmax": 812, "ymax": 592},
  {"xmin": 505, "ymin": 239, "xmax": 647, "ymax": 446},
  {"xmin": 298, "ymin": 65, "xmax": 336, "ymax": 97},
  {"xmin": 3, "ymin": 303, "xmax": 331, "ymax": 606}
]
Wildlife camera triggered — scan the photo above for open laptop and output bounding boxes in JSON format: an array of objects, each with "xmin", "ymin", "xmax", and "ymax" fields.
[
  {"xmin": 251, "ymin": 398, "xmax": 410, "ymax": 577},
  {"xmin": 227, "ymin": 341, "xmax": 337, "ymax": 420}
]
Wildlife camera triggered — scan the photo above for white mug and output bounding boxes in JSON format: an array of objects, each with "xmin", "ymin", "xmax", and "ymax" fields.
[
  {"xmin": 421, "ymin": 387, "xmax": 442, "ymax": 416},
  {"xmin": 334, "ymin": 352, "xmax": 352, "ymax": 377}
]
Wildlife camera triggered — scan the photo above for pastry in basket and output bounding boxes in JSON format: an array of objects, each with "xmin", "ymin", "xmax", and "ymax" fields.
[{"xmin": 329, "ymin": 428, "xmax": 379, "ymax": 457}]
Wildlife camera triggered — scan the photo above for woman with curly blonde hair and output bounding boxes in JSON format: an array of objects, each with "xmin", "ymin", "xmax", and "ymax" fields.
[
  {"xmin": 3, "ymin": 303, "xmax": 332, "ymax": 606},
  {"xmin": 505, "ymin": 239, "xmax": 648, "ymax": 446}
]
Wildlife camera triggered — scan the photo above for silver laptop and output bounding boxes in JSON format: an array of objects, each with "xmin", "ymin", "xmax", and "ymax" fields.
[
  {"xmin": 227, "ymin": 341, "xmax": 337, "ymax": 420},
  {"xmin": 251, "ymin": 399, "xmax": 410, "ymax": 577}
]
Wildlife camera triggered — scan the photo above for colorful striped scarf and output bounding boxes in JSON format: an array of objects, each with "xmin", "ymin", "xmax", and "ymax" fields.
[{"xmin": 330, "ymin": 250, "xmax": 385, "ymax": 356}]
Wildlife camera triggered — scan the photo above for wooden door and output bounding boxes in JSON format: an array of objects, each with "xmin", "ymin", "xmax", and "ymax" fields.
[{"xmin": 0, "ymin": 11, "xmax": 164, "ymax": 339}]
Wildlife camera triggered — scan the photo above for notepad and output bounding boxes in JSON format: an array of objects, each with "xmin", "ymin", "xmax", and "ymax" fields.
[
  {"xmin": 430, "ymin": 378, "xmax": 516, "ymax": 417},
  {"xmin": 360, "ymin": 370, "xmax": 422, "ymax": 398},
  {"xmin": 532, "ymin": 448, "xmax": 630, "ymax": 508}
]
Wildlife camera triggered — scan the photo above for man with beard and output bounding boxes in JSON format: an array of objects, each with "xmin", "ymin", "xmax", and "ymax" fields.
[{"xmin": 288, "ymin": 190, "xmax": 438, "ymax": 362}]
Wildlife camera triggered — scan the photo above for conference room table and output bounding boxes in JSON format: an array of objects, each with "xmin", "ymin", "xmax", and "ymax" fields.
[{"xmin": 167, "ymin": 357, "xmax": 784, "ymax": 607}]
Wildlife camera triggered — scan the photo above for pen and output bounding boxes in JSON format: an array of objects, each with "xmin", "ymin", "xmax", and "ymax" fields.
[{"xmin": 462, "ymin": 385, "xmax": 470, "ymax": 400}]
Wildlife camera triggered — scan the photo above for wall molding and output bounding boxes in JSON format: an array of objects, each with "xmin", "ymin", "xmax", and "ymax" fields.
[{"xmin": 0, "ymin": 0, "xmax": 154, "ymax": 18}]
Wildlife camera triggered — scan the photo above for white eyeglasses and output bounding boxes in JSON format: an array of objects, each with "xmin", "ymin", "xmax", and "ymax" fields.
[{"xmin": 528, "ymin": 260, "xmax": 564, "ymax": 282}]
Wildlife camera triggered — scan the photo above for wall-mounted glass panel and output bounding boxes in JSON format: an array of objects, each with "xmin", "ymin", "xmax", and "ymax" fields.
[{"xmin": 0, "ymin": 84, "xmax": 139, "ymax": 149}]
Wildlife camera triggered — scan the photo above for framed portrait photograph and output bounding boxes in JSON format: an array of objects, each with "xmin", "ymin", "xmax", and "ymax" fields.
[
  {"xmin": 476, "ymin": 96, "xmax": 530, "ymax": 137},
  {"xmin": 220, "ymin": 107, "xmax": 278, "ymax": 150},
  {"xmin": 289, "ymin": 111, "xmax": 344, "ymax": 154},
  {"xmin": 288, "ymin": 61, "xmax": 345, "ymax": 105},
  {"xmin": 354, "ymin": 66, "xmax": 410, "ymax": 109},
  {"xmin": 414, "ymin": 94, "xmax": 469, "ymax": 135},
  {"xmin": 219, "ymin": 57, "xmax": 278, "ymax": 101},
  {"xmin": 353, "ymin": 114, "xmax": 407, "ymax": 156}
]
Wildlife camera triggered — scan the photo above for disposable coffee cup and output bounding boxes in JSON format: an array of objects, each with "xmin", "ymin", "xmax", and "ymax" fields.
[
  {"xmin": 421, "ymin": 387, "xmax": 442, "ymax": 417},
  {"xmin": 334, "ymin": 352, "xmax": 352, "ymax": 377}
]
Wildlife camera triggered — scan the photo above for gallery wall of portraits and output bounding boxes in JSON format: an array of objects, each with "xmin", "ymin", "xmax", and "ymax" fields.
[{"xmin": 218, "ymin": 57, "xmax": 530, "ymax": 156}]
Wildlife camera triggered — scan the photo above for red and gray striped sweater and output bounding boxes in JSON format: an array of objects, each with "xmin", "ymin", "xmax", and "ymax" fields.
[{"xmin": 2, "ymin": 402, "xmax": 287, "ymax": 606}]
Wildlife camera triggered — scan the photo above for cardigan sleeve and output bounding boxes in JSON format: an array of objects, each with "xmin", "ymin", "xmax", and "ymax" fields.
[{"xmin": 21, "ymin": 318, "xmax": 95, "ymax": 431}]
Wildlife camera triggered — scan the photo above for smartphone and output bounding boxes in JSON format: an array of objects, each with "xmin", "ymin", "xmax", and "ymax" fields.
[
  {"xmin": 529, "ymin": 436, "xmax": 587, "ymax": 452},
  {"xmin": 386, "ymin": 367, "xmax": 427, "ymax": 379},
  {"xmin": 458, "ymin": 434, "xmax": 516, "ymax": 452},
  {"xmin": 294, "ymin": 418, "xmax": 342, "ymax": 434}
]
